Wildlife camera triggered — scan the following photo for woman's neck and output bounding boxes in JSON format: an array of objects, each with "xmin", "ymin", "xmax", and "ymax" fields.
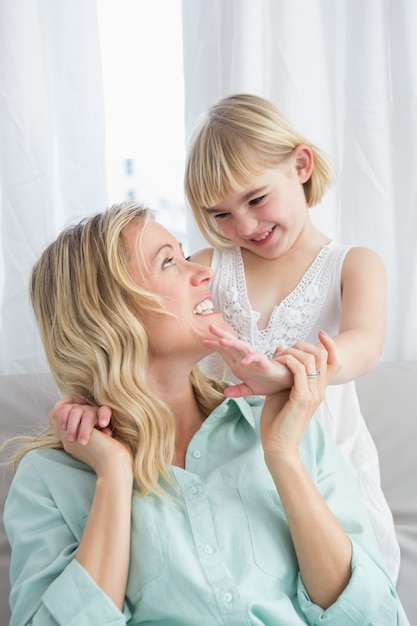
[
  {"xmin": 147, "ymin": 362, "xmax": 207, "ymax": 467},
  {"xmin": 171, "ymin": 392, "xmax": 207, "ymax": 468}
]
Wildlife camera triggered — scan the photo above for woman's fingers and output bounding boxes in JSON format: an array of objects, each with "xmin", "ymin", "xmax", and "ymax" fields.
[{"xmin": 273, "ymin": 344, "xmax": 328, "ymax": 403}]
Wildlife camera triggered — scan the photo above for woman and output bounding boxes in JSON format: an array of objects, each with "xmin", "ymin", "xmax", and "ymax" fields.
[{"xmin": 4, "ymin": 202, "xmax": 398, "ymax": 625}]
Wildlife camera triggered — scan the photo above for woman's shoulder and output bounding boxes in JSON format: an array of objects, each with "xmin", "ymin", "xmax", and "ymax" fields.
[
  {"xmin": 7, "ymin": 448, "xmax": 96, "ymax": 520},
  {"xmin": 15, "ymin": 447, "xmax": 95, "ymax": 487}
]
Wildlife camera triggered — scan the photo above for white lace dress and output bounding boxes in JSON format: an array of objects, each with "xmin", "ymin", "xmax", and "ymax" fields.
[{"xmin": 200, "ymin": 242, "xmax": 401, "ymax": 584}]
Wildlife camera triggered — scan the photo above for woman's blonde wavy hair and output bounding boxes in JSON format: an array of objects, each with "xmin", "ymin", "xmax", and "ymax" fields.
[
  {"xmin": 184, "ymin": 93, "xmax": 336, "ymax": 249},
  {"xmin": 5, "ymin": 202, "xmax": 225, "ymax": 497}
]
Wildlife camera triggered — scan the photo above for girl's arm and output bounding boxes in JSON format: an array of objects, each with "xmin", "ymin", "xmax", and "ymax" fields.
[
  {"xmin": 328, "ymin": 246, "xmax": 387, "ymax": 384},
  {"xmin": 203, "ymin": 324, "xmax": 294, "ymax": 395},
  {"xmin": 203, "ymin": 324, "xmax": 340, "ymax": 398}
]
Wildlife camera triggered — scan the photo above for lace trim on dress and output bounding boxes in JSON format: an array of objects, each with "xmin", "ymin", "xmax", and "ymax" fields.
[{"xmin": 217, "ymin": 244, "xmax": 341, "ymax": 356}]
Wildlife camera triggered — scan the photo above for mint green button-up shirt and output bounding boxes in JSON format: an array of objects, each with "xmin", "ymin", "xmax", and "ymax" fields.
[{"xmin": 5, "ymin": 396, "xmax": 399, "ymax": 625}]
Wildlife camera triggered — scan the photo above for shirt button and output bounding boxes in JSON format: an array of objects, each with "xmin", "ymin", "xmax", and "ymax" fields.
[
  {"xmin": 202, "ymin": 545, "xmax": 214, "ymax": 555},
  {"xmin": 223, "ymin": 591, "xmax": 233, "ymax": 603},
  {"xmin": 221, "ymin": 405, "xmax": 228, "ymax": 413},
  {"xmin": 193, "ymin": 450, "xmax": 202, "ymax": 459},
  {"xmin": 188, "ymin": 485, "xmax": 198, "ymax": 496}
]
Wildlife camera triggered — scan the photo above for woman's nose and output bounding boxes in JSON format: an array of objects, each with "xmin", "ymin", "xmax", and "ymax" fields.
[{"xmin": 190, "ymin": 262, "xmax": 213, "ymax": 284}]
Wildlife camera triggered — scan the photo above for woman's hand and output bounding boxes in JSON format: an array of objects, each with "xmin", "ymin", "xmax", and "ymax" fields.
[
  {"xmin": 49, "ymin": 404, "xmax": 133, "ymax": 613},
  {"xmin": 260, "ymin": 336, "xmax": 331, "ymax": 460},
  {"xmin": 203, "ymin": 324, "xmax": 293, "ymax": 395},
  {"xmin": 49, "ymin": 397, "xmax": 113, "ymax": 445}
]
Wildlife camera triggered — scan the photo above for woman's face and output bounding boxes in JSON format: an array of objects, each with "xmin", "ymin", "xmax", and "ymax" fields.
[{"xmin": 122, "ymin": 219, "xmax": 225, "ymax": 359}]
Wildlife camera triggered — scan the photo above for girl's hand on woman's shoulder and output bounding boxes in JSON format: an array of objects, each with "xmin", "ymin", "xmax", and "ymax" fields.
[
  {"xmin": 49, "ymin": 397, "xmax": 113, "ymax": 445},
  {"xmin": 48, "ymin": 398, "xmax": 131, "ymax": 477}
]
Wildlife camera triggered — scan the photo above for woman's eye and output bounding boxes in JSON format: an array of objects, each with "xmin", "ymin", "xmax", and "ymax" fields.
[{"xmin": 162, "ymin": 257, "xmax": 174, "ymax": 269}]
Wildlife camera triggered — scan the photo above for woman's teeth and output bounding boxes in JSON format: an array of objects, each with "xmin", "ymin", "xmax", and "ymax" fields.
[{"xmin": 193, "ymin": 299, "xmax": 214, "ymax": 315}]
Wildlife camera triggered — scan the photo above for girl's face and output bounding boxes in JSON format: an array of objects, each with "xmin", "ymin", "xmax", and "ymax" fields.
[
  {"xmin": 206, "ymin": 146, "xmax": 313, "ymax": 259},
  {"xmin": 122, "ymin": 219, "xmax": 225, "ymax": 359}
]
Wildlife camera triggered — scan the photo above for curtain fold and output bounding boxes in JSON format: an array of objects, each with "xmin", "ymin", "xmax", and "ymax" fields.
[
  {"xmin": 0, "ymin": 0, "xmax": 107, "ymax": 373},
  {"xmin": 0, "ymin": 1, "xmax": 415, "ymax": 370},
  {"xmin": 182, "ymin": 0, "xmax": 417, "ymax": 362}
]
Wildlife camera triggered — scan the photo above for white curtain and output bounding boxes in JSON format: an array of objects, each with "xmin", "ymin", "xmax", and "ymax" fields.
[
  {"xmin": 182, "ymin": 0, "xmax": 417, "ymax": 362},
  {"xmin": 0, "ymin": 0, "xmax": 107, "ymax": 374},
  {"xmin": 1, "ymin": 2, "xmax": 416, "ymax": 373}
]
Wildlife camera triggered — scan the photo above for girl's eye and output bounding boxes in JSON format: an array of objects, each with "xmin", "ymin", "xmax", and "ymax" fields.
[
  {"xmin": 213, "ymin": 212, "xmax": 229, "ymax": 220},
  {"xmin": 162, "ymin": 257, "xmax": 174, "ymax": 269},
  {"xmin": 249, "ymin": 195, "xmax": 266, "ymax": 206}
]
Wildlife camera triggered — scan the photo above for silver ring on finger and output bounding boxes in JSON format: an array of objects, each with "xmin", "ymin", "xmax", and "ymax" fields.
[{"xmin": 306, "ymin": 370, "xmax": 320, "ymax": 378}]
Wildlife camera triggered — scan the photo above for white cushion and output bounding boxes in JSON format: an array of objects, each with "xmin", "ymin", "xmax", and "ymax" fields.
[{"xmin": 356, "ymin": 362, "xmax": 417, "ymax": 623}]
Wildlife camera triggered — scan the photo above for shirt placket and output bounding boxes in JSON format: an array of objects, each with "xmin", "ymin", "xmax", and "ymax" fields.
[{"xmin": 179, "ymin": 474, "xmax": 251, "ymax": 626}]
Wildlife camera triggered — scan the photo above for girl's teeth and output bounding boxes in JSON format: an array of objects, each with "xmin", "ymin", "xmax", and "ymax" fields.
[{"xmin": 253, "ymin": 229, "xmax": 272, "ymax": 242}]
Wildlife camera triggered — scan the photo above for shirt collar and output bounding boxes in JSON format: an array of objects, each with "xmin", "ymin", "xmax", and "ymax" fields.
[{"xmin": 212, "ymin": 395, "xmax": 264, "ymax": 430}]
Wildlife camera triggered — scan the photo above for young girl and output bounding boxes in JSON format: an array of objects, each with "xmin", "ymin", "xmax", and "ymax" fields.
[{"xmin": 184, "ymin": 93, "xmax": 400, "ymax": 583}]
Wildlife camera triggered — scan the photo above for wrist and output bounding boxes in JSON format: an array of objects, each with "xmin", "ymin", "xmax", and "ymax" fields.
[
  {"xmin": 96, "ymin": 451, "xmax": 134, "ymax": 485},
  {"xmin": 264, "ymin": 448, "xmax": 302, "ymax": 477},
  {"xmin": 264, "ymin": 452, "xmax": 310, "ymax": 501},
  {"xmin": 95, "ymin": 468, "xmax": 134, "ymax": 500}
]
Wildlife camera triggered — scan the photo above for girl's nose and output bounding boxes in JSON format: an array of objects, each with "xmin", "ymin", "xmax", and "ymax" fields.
[{"xmin": 235, "ymin": 215, "xmax": 258, "ymax": 237}]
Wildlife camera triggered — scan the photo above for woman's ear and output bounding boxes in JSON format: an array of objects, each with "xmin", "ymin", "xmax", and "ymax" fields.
[{"xmin": 293, "ymin": 145, "xmax": 314, "ymax": 183}]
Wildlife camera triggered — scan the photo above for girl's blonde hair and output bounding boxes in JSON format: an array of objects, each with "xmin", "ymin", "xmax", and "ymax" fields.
[
  {"xmin": 6, "ymin": 202, "xmax": 225, "ymax": 496},
  {"xmin": 185, "ymin": 93, "xmax": 336, "ymax": 248}
]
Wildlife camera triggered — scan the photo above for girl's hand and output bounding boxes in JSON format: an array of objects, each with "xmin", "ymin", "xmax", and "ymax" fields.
[
  {"xmin": 49, "ymin": 400, "xmax": 131, "ymax": 477},
  {"xmin": 49, "ymin": 397, "xmax": 113, "ymax": 446},
  {"xmin": 203, "ymin": 324, "xmax": 293, "ymax": 395},
  {"xmin": 312, "ymin": 329, "xmax": 342, "ymax": 383}
]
